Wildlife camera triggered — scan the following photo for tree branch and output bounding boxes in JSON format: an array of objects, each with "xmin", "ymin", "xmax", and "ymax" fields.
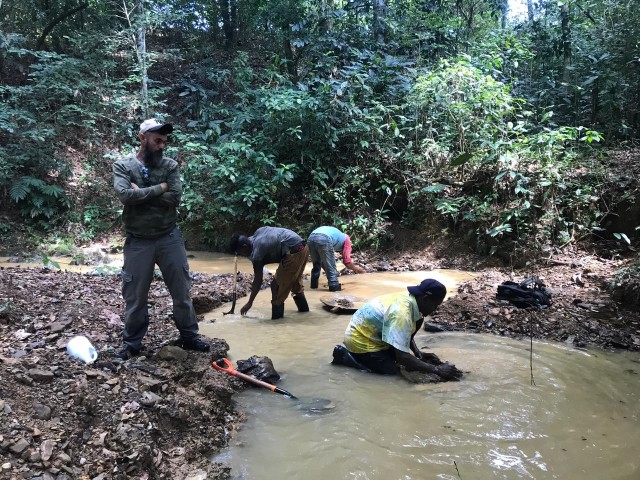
[{"xmin": 36, "ymin": 2, "xmax": 90, "ymax": 50}]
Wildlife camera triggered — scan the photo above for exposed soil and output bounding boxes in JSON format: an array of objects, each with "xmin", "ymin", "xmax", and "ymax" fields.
[
  {"xmin": 356, "ymin": 236, "xmax": 640, "ymax": 351},
  {"xmin": 0, "ymin": 268, "xmax": 255, "ymax": 480},
  {"xmin": 1, "ymin": 238, "xmax": 639, "ymax": 479}
]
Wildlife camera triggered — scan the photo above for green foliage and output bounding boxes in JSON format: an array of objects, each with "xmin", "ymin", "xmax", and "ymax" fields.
[
  {"xmin": 181, "ymin": 131, "xmax": 297, "ymax": 234},
  {"xmin": 0, "ymin": 0, "xmax": 636, "ymax": 260},
  {"xmin": 412, "ymin": 56, "xmax": 517, "ymax": 158},
  {"xmin": 513, "ymin": 0, "xmax": 640, "ymax": 137},
  {"xmin": 0, "ymin": 20, "xmax": 170, "ymax": 231},
  {"xmin": 411, "ymin": 123, "xmax": 606, "ymax": 259},
  {"xmin": 80, "ymin": 203, "xmax": 118, "ymax": 241},
  {"xmin": 89, "ymin": 265, "xmax": 121, "ymax": 276},
  {"xmin": 9, "ymin": 176, "xmax": 69, "ymax": 223},
  {"xmin": 72, "ymin": 157, "xmax": 122, "ymax": 242},
  {"xmin": 41, "ymin": 254, "xmax": 61, "ymax": 270},
  {"xmin": 0, "ymin": 38, "xmax": 65, "ymax": 190},
  {"xmin": 44, "ymin": 237, "xmax": 75, "ymax": 256},
  {"xmin": 177, "ymin": 49, "xmax": 406, "ymax": 244}
]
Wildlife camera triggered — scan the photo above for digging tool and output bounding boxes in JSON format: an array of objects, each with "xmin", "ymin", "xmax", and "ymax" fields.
[
  {"xmin": 223, "ymin": 255, "xmax": 238, "ymax": 315},
  {"xmin": 212, "ymin": 358, "xmax": 336, "ymax": 414},
  {"xmin": 213, "ymin": 357, "xmax": 298, "ymax": 399}
]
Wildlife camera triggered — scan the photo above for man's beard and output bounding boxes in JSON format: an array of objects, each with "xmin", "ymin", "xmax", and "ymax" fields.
[{"xmin": 142, "ymin": 145, "xmax": 163, "ymax": 166}]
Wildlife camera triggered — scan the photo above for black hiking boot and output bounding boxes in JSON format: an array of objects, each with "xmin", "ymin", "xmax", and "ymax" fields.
[
  {"xmin": 293, "ymin": 293, "xmax": 309, "ymax": 312},
  {"xmin": 331, "ymin": 344, "xmax": 371, "ymax": 372},
  {"xmin": 329, "ymin": 282, "xmax": 342, "ymax": 292},
  {"xmin": 116, "ymin": 345, "xmax": 140, "ymax": 361},
  {"xmin": 178, "ymin": 336, "xmax": 211, "ymax": 352},
  {"xmin": 272, "ymin": 303, "xmax": 285, "ymax": 319}
]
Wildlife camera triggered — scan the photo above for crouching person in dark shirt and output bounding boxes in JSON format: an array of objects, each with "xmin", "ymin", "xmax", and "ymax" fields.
[{"xmin": 230, "ymin": 227, "xmax": 309, "ymax": 319}]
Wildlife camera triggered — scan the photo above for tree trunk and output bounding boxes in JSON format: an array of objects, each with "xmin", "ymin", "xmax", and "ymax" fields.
[
  {"xmin": 220, "ymin": 0, "xmax": 238, "ymax": 49},
  {"xmin": 229, "ymin": 0, "xmax": 238, "ymax": 45},
  {"xmin": 120, "ymin": 0, "xmax": 149, "ymax": 117},
  {"xmin": 137, "ymin": 27, "xmax": 149, "ymax": 118},
  {"xmin": 35, "ymin": 2, "xmax": 89, "ymax": 50},
  {"xmin": 373, "ymin": 0, "xmax": 387, "ymax": 43},
  {"xmin": 282, "ymin": 36, "xmax": 297, "ymax": 80},
  {"xmin": 456, "ymin": 0, "xmax": 476, "ymax": 38},
  {"xmin": 561, "ymin": 3, "xmax": 571, "ymax": 82},
  {"xmin": 317, "ymin": 0, "xmax": 333, "ymax": 34},
  {"xmin": 134, "ymin": 1, "xmax": 149, "ymax": 117},
  {"xmin": 591, "ymin": 77, "xmax": 599, "ymax": 125},
  {"xmin": 527, "ymin": 0, "xmax": 534, "ymax": 21}
]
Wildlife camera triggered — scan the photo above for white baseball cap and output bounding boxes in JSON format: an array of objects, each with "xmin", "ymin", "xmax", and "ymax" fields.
[{"xmin": 139, "ymin": 119, "xmax": 173, "ymax": 134}]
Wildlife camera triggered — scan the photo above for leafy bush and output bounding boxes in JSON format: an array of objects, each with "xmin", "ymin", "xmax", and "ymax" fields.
[
  {"xmin": 399, "ymin": 56, "xmax": 608, "ymax": 259},
  {"xmin": 411, "ymin": 56, "xmax": 517, "ymax": 160},
  {"xmin": 611, "ymin": 258, "xmax": 640, "ymax": 310},
  {"xmin": 44, "ymin": 238, "xmax": 75, "ymax": 256},
  {"xmin": 176, "ymin": 49, "xmax": 415, "ymax": 246},
  {"xmin": 180, "ymin": 131, "xmax": 297, "ymax": 239},
  {"xmin": 9, "ymin": 176, "xmax": 69, "ymax": 225}
]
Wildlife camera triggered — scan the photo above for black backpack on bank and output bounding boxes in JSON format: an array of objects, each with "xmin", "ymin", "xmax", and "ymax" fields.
[{"xmin": 496, "ymin": 276, "xmax": 552, "ymax": 309}]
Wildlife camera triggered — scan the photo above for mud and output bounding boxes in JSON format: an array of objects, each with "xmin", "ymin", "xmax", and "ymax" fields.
[{"xmin": 1, "ymin": 240, "xmax": 639, "ymax": 479}]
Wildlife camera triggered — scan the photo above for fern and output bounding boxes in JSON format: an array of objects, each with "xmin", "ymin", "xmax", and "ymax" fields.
[
  {"xmin": 10, "ymin": 175, "xmax": 68, "ymax": 220},
  {"xmin": 10, "ymin": 176, "xmax": 50, "ymax": 202},
  {"xmin": 9, "ymin": 180, "xmax": 29, "ymax": 202},
  {"xmin": 41, "ymin": 184, "xmax": 63, "ymax": 197}
]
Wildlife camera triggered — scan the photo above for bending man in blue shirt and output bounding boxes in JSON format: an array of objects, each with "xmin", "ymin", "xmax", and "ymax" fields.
[{"xmin": 308, "ymin": 226, "xmax": 365, "ymax": 292}]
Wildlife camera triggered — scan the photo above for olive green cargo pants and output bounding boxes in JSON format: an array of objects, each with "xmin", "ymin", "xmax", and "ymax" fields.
[{"xmin": 121, "ymin": 226, "xmax": 198, "ymax": 349}]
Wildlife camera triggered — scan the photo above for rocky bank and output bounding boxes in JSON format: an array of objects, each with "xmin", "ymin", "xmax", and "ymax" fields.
[{"xmin": 1, "ymin": 242, "xmax": 639, "ymax": 479}]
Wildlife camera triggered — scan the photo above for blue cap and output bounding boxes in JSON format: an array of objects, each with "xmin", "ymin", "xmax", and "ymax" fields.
[{"xmin": 407, "ymin": 279, "xmax": 447, "ymax": 301}]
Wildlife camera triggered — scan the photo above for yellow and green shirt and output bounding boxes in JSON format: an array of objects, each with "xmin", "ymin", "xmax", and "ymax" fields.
[{"xmin": 344, "ymin": 292, "xmax": 421, "ymax": 354}]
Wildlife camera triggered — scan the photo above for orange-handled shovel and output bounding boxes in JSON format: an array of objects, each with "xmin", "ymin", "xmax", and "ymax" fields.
[{"xmin": 212, "ymin": 357, "xmax": 298, "ymax": 400}]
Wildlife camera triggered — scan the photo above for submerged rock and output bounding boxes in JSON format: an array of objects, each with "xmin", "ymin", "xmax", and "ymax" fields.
[{"xmin": 399, "ymin": 366, "xmax": 441, "ymax": 384}]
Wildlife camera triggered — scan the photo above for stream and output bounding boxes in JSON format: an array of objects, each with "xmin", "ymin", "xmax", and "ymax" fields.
[
  {"xmin": 198, "ymin": 261, "xmax": 640, "ymax": 480},
  {"xmin": 2, "ymin": 253, "xmax": 638, "ymax": 479}
]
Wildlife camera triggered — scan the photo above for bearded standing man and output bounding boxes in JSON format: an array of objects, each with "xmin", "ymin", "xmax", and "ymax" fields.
[{"xmin": 112, "ymin": 119, "xmax": 210, "ymax": 360}]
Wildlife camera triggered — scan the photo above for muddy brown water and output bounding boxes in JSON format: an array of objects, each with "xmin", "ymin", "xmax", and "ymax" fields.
[
  {"xmin": 199, "ymin": 260, "xmax": 639, "ymax": 480},
  {"xmin": 0, "ymin": 251, "xmax": 254, "ymax": 275},
  {"xmin": 4, "ymin": 253, "xmax": 639, "ymax": 479}
]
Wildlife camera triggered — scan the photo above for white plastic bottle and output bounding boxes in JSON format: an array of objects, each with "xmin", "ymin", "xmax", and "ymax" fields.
[{"xmin": 66, "ymin": 335, "xmax": 98, "ymax": 364}]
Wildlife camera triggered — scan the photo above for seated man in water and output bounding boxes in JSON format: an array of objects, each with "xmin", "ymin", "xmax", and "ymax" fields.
[
  {"xmin": 332, "ymin": 278, "xmax": 462, "ymax": 381},
  {"xmin": 229, "ymin": 227, "xmax": 309, "ymax": 320}
]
